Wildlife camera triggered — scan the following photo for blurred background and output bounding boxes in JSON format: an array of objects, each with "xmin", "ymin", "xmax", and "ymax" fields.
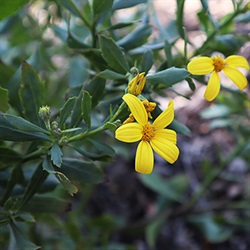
[{"xmin": 0, "ymin": 0, "xmax": 249, "ymax": 249}]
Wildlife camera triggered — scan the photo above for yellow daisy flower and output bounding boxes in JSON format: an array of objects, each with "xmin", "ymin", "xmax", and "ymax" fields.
[
  {"xmin": 187, "ymin": 55, "xmax": 249, "ymax": 101},
  {"xmin": 115, "ymin": 94, "xmax": 179, "ymax": 174}
]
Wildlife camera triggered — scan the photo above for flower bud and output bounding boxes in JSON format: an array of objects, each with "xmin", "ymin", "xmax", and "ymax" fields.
[
  {"xmin": 127, "ymin": 72, "xmax": 146, "ymax": 96},
  {"xmin": 39, "ymin": 106, "xmax": 51, "ymax": 121}
]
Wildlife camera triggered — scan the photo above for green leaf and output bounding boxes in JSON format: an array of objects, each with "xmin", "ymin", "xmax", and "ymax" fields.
[
  {"xmin": 62, "ymin": 158, "xmax": 104, "ymax": 183},
  {"xmin": 140, "ymin": 50, "xmax": 153, "ymax": 73},
  {"xmin": 3, "ymin": 113, "xmax": 49, "ymax": 134},
  {"xmin": 117, "ymin": 22, "xmax": 152, "ymax": 50},
  {"xmin": 169, "ymin": 119, "xmax": 190, "ymax": 136},
  {"xmin": 67, "ymin": 31, "xmax": 90, "ymax": 49},
  {"xmin": 19, "ymin": 61, "xmax": 44, "ymax": 126},
  {"xmin": 0, "ymin": 0, "xmax": 29, "ymax": 20},
  {"xmin": 0, "ymin": 87, "xmax": 10, "ymax": 112},
  {"xmin": 99, "ymin": 35, "xmax": 130, "ymax": 74},
  {"xmin": 84, "ymin": 77, "xmax": 106, "ymax": 108},
  {"xmin": 9, "ymin": 221, "xmax": 39, "ymax": 250},
  {"xmin": 97, "ymin": 70, "xmax": 126, "ymax": 80},
  {"xmin": 176, "ymin": 0, "xmax": 185, "ymax": 40},
  {"xmin": 0, "ymin": 113, "xmax": 50, "ymax": 141},
  {"xmin": 201, "ymin": 105, "xmax": 230, "ymax": 119},
  {"xmin": 139, "ymin": 173, "xmax": 188, "ymax": 203},
  {"xmin": 50, "ymin": 143, "xmax": 63, "ymax": 168},
  {"xmin": 88, "ymin": 139, "xmax": 116, "ymax": 155},
  {"xmin": 59, "ymin": 97, "xmax": 76, "ymax": 127},
  {"xmin": 70, "ymin": 92, "xmax": 83, "ymax": 127},
  {"xmin": 146, "ymin": 67, "xmax": 190, "ymax": 88},
  {"xmin": 93, "ymin": 0, "xmax": 114, "ymax": 16},
  {"xmin": 188, "ymin": 213, "xmax": 232, "ymax": 243},
  {"xmin": 19, "ymin": 163, "xmax": 49, "ymax": 209},
  {"xmin": 0, "ymin": 147, "xmax": 22, "ymax": 165},
  {"xmin": 70, "ymin": 145, "xmax": 114, "ymax": 162},
  {"xmin": 42, "ymin": 156, "xmax": 78, "ymax": 196},
  {"xmin": 20, "ymin": 195, "xmax": 70, "ymax": 213},
  {"xmin": 113, "ymin": 0, "xmax": 147, "ymax": 10},
  {"xmin": 82, "ymin": 91, "xmax": 92, "ymax": 129}
]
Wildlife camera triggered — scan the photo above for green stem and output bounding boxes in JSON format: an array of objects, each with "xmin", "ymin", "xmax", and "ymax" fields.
[{"xmin": 109, "ymin": 101, "xmax": 126, "ymax": 123}]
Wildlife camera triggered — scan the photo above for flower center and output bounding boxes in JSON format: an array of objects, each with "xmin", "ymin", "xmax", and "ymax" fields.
[
  {"xmin": 213, "ymin": 56, "xmax": 225, "ymax": 72},
  {"xmin": 142, "ymin": 122, "xmax": 155, "ymax": 141}
]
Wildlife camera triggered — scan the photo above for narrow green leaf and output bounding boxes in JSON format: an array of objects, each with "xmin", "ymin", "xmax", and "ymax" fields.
[
  {"xmin": 93, "ymin": 0, "xmax": 114, "ymax": 15},
  {"xmin": 62, "ymin": 158, "xmax": 104, "ymax": 183},
  {"xmin": 67, "ymin": 31, "xmax": 90, "ymax": 49},
  {"xmin": 19, "ymin": 163, "xmax": 49, "ymax": 209},
  {"xmin": 20, "ymin": 195, "xmax": 70, "ymax": 213},
  {"xmin": 139, "ymin": 173, "xmax": 188, "ymax": 203},
  {"xmin": 19, "ymin": 61, "xmax": 44, "ymax": 126},
  {"xmin": 169, "ymin": 119, "xmax": 190, "ymax": 136},
  {"xmin": 42, "ymin": 156, "xmax": 78, "ymax": 196},
  {"xmin": 50, "ymin": 143, "xmax": 63, "ymax": 168},
  {"xmin": 140, "ymin": 50, "xmax": 153, "ymax": 73},
  {"xmin": 117, "ymin": 23, "xmax": 152, "ymax": 50},
  {"xmin": 146, "ymin": 67, "xmax": 190, "ymax": 87},
  {"xmin": 99, "ymin": 35, "xmax": 130, "ymax": 74},
  {"xmin": 84, "ymin": 77, "xmax": 106, "ymax": 108},
  {"xmin": 59, "ymin": 97, "xmax": 76, "ymax": 127},
  {"xmin": 9, "ymin": 221, "xmax": 39, "ymax": 250},
  {"xmin": 70, "ymin": 145, "xmax": 114, "ymax": 162},
  {"xmin": 82, "ymin": 91, "xmax": 92, "ymax": 129},
  {"xmin": 0, "ymin": 113, "xmax": 50, "ymax": 141},
  {"xmin": 176, "ymin": 0, "xmax": 185, "ymax": 40},
  {"xmin": 88, "ymin": 139, "xmax": 116, "ymax": 155},
  {"xmin": 0, "ymin": 147, "xmax": 22, "ymax": 165},
  {"xmin": 0, "ymin": 87, "xmax": 10, "ymax": 112},
  {"xmin": 113, "ymin": 0, "xmax": 147, "ymax": 10},
  {"xmin": 70, "ymin": 92, "xmax": 83, "ymax": 127},
  {"xmin": 96, "ymin": 70, "xmax": 126, "ymax": 80},
  {"xmin": 0, "ymin": 0, "xmax": 29, "ymax": 20},
  {"xmin": 3, "ymin": 113, "xmax": 49, "ymax": 134}
]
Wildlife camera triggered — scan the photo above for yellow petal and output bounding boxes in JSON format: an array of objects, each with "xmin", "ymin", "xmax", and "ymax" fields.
[
  {"xmin": 204, "ymin": 71, "xmax": 221, "ymax": 101},
  {"xmin": 225, "ymin": 55, "xmax": 250, "ymax": 70},
  {"xmin": 154, "ymin": 129, "xmax": 177, "ymax": 144},
  {"xmin": 187, "ymin": 57, "xmax": 214, "ymax": 75},
  {"xmin": 150, "ymin": 137, "xmax": 179, "ymax": 164},
  {"xmin": 153, "ymin": 100, "xmax": 174, "ymax": 130},
  {"xmin": 135, "ymin": 141, "xmax": 154, "ymax": 174},
  {"xmin": 115, "ymin": 123, "xmax": 142, "ymax": 143},
  {"xmin": 223, "ymin": 66, "xmax": 248, "ymax": 90},
  {"xmin": 123, "ymin": 94, "xmax": 147, "ymax": 125}
]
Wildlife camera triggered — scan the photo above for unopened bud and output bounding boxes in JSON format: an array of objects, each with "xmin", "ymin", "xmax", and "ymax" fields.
[
  {"xmin": 127, "ymin": 72, "xmax": 146, "ymax": 96},
  {"xmin": 39, "ymin": 106, "xmax": 51, "ymax": 121}
]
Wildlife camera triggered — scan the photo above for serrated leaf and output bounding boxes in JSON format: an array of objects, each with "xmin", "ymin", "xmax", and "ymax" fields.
[
  {"xmin": 50, "ymin": 143, "xmax": 63, "ymax": 168},
  {"xmin": 146, "ymin": 67, "xmax": 190, "ymax": 88},
  {"xmin": 0, "ymin": 87, "xmax": 10, "ymax": 112},
  {"xmin": 99, "ymin": 35, "xmax": 130, "ymax": 74},
  {"xmin": 19, "ymin": 61, "xmax": 44, "ymax": 126},
  {"xmin": 59, "ymin": 97, "xmax": 76, "ymax": 127},
  {"xmin": 82, "ymin": 91, "xmax": 92, "ymax": 129}
]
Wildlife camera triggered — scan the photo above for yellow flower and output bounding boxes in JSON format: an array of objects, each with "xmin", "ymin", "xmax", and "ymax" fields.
[
  {"xmin": 187, "ymin": 55, "xmax": 249, "ymax": 101},
  {"xmin": 115, "ymin": 94, "xmax": 179, "ymax": 174},
  {"xmin": 127, "ymin": 72, "xmax": 146, "ymax": 95},
  {"xmin": 123, "ymin": 99, "xmax": 156, "ymax": 124}
]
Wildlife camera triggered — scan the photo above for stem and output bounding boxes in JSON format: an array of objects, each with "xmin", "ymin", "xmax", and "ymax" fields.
[{"xmin": 109, "ymin": 101, "xmax": 126, "ymax": 123}]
